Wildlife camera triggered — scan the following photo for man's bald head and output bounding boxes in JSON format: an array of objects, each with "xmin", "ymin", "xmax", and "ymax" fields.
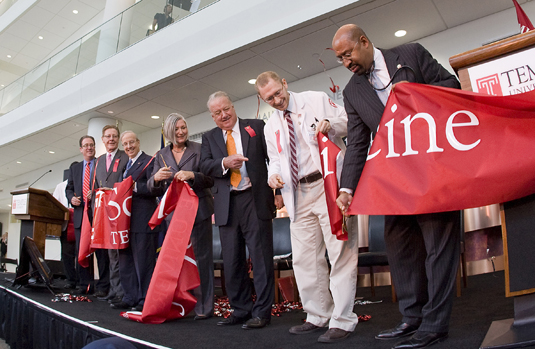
[{"xmin": 332, "ymin": 24, "xmax": 374, "ymax": 76}]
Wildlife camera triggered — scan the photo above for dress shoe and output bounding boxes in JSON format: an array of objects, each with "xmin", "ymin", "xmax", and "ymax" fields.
[
  {"xmin": 194, "ymin": 314, "xmax": 211, "ymax": 320},
  {"xmin": 108, "ymin": 296, "xmax": 123, "ymax": 304},
  {"xmin": 392, "ymin": 331, "xmax": 448, "ymax": 349},
  {"xmin": 376, "ymin": 322, "xmax": 419, "ymax": 340},
  {"xmin": 133, "ymin": 304, "xmax": 144, "ymax": 312},
  {"xmin": 110, "ymin": 301, "xmax": 133, "ymax": 310},
  {"xmin": 93, "ymin": 290, "xmax": 108, "ymax": 298},
  {"xmin": 217, "ymin": 314, "xmax": 251, "ymax": 326},
  {"xmin": 317, "ymin": 328, "xmax": 352, "ymax": 343},
  {"xmin": 242, "ymin": 317, "xmax": 270, "ymax": 329},
  {"xmin": 289, "ymin": 322, "xmax": 323, "ymax": 335},
  {"xmin": 64, "ymin": 282, "xmax": 77, "ymax": 290}
]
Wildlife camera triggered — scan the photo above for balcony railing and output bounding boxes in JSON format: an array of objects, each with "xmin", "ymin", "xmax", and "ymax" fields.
[{"xmin": 0, "ymin": 0, "xmax": 217, "ymax": 116}]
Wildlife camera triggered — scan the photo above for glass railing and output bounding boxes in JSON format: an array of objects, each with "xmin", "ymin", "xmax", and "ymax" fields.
[{"xmin": 0, "ymin": 0, "xmax": 217, "ymax": 116}]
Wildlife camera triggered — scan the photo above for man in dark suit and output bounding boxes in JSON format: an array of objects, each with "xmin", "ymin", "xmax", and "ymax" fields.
[
  {"xmin": 94, "ymin": 125, "xmax": 129, "ymax": 302},
  {"xmin": 110, "ymin": 131, "xmax": 159, "ymax": 311},
  {"xmin": 65, "ymin": 135, "xmax": 108, "ymax": 295},
  {"xmin": 332, "ymin": 24, "xmax": 461, "ymax": 349},
  {"xmin": 200, "ymin": 91, "xmax": 276, "ymax": 329}
]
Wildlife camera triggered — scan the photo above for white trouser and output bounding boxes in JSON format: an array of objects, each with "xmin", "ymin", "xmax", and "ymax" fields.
[{"xmin": 290, "ymin": 179, "xmax": 359, "ymax": 331}]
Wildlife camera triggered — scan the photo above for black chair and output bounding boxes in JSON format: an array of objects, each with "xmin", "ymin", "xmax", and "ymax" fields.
[
  {"xmin": 272, "ymin": 217, "xmax": 296, "ymax": 303},
  {"xmin": 212, "ymin": 225, "xmax": 226, "ymax": 295},
  {"xmin": 358, "ymin": 215, "xmax": 396, "ymax": 302}
]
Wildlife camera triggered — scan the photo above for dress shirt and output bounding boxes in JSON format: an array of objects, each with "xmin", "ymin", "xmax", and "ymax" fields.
[{"xmin": 221, "ymin": 121, "xmax": 252, "ymax": 191}]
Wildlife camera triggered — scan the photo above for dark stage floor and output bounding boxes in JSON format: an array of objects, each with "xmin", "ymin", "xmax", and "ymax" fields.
[{"xmin": 1, "ymin": 271, "xmax": 534, "ymax": 349}]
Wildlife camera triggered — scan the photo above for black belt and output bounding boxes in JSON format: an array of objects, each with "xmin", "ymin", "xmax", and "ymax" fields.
[
  {"xmin": 230, "ymin": 187, "xmax": 252, "ymax": 195},
  {"xmin": 299, "ymin": 171, "xmax": 322, "ymax": 184}
]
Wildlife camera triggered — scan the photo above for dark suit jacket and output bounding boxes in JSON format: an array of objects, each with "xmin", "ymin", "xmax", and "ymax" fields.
[
  {"xmin": 124, "ymin": 152, "xmax": 160, "ymax": 233},
  {"xmin": 148, "ymin": 142, "xmax": 214, "ymax": 224},
  {"xmin": 340, "ymin": 43, "xmax": 461, "ymax": 191},
  {"xmin": 94, "ymin": 150, "xmax": 129, "ymax": 189},
  {"xmin": 200, "ymin": 118, "xmax": 276, "ymax": 226},
  {"xmin": 65, "ymin": 160, "xmax": 95, "ymax": 229}
]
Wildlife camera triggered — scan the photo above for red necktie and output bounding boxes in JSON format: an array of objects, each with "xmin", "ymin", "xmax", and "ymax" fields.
[
  {"xmin": 284, "ymin": 110, "xmax": 299, "ymax": 190},
  {"xmin": 83, "ymin": 162, "xmax": 90, "ymax": 202}
]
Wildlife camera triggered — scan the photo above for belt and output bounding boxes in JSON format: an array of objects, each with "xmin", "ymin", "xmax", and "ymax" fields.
[
  {"xmin": 299, "ymin": 171, "xmax": 322, "ymax": 184},
  {"xmin": 230, "ymin": 187, "xmax": 252, "ymax": 195}
]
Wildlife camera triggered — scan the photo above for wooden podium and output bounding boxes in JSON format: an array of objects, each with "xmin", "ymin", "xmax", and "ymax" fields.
[
  {"xmin": 10, "ymin": 187, "xmax": 69, "ymax": 258},
  {"xmin": 450, "ymin": 30, "xmax": 535, "ymax": 349}
]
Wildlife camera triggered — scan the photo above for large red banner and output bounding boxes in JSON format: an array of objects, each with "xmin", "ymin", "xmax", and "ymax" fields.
[
  {"xmin": 122, "ymin": 180, "xmax": 200, "ymax": 324},
  {"xmin": 317, "ymin": 133, "xmax": 347, "ymax": 240},
  {"xmin": 348, "ymin": 83, "xmax": 535, "ymax": 215},
  {"xmin": 78, "ymin": 177, "xmax": 132, "ymax": 267}
]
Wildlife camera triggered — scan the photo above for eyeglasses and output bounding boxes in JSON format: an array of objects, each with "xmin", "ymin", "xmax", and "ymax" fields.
[
  {"xmin": 81, "ymin": 143, "xmax": 95, "ymax": 148},
  {"xmin": 122, "ymin": 140, "xmax": 137, "ymax": 147},
  {"xmin": 335, "ymin": 42, "xmax": 358, "ymax": 64},
  {"xmin": 103, "ymin": 134, "xmax": 119, "ymax": 139},
  {"xmin": 263, "ymin": 88, "xmax": 284, "ymax": 104}
]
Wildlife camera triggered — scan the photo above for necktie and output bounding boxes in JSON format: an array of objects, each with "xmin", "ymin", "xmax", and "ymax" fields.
[
  {"xmin": 82, "ymin": 162, "xmax": 90, "ymax": 202},
  {"xmin": 284, "ymin": 110, "xmax": 299, "ymax": 190},
  {"xmin": 106, "ymin": 153, "xmax": 112, "ymax": 171},
  {"xmin": 368, "ymin": 64, "xmax": 390, "ymax": 106},
  {"xmin": 226, "ymin": 130, "xmax": 242, "ymax": 188},
  {"xmin": 124, "ymin": 159, "xmax": 133, "ymax": 179}
]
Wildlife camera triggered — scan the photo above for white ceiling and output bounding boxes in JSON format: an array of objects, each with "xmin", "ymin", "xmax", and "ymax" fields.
[{"xmin": 0, "ymin": 0, "xmax": 531, "ymax": 188}]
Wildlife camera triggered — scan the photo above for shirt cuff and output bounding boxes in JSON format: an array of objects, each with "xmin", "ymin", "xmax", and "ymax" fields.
[
  {"xmin": 339, "ymin": 188, "xmax": 353, "ymax": 195},
  {"xmin": 221, "ymin": 158, "xmax": 229, "ymax": 175}
]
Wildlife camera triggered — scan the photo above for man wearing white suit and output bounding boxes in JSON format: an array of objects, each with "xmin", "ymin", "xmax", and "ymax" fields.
[{"xmin": 256, "ymin": 71, "xmax": 359, "ymax": 343}]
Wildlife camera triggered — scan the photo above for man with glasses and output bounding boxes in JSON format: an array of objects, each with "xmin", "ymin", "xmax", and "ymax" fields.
[
  {"xmin": 255, "ymin": 71, "xmax": 359, "ymax": 343},
  {"xmin": 94, "ymin": 125, "xmax": 129, "ymax": 303},
  {"xmin": 110, "ymin": 131, "xmax": 159, "ymax": 311},
  {"xmin": 332, "ymin": 24, "xmax": 460, "ymax": 349},
  {"xmin": 66, "ymin": 136, "xmax": 105, "ymax": 295}
]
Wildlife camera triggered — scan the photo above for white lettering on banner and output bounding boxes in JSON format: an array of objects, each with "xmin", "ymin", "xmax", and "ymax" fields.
[
  {"xmin": 366, "ymin": 105, "xmax": 481, "ymax": 162},
  {"xmin": 118, "ymin": 230, "xmax": 129, "ymax": 244},
  {"xmin": 123, "ymin": 196, "xmax": 132, "ymax": 216},
  {"xmin": 320, "ymin": 137, "xmax": 334, "ymax": 178},
  {"xmin": 157, "ymin": 190, "xmax": 168, "ymax": 219},
  {"xmin": 108, "ymin": 201, "xmax": 121, "ymax": 220},
  {"xmin": 95, "ymin": 191, "xmax": 105, "ymax": 208},
  {"xmin": 172, "ymin": 302, "xmax": 185, "ymax": 316}
]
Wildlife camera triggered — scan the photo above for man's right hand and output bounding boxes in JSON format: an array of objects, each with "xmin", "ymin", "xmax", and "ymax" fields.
[
  {"xmin": 268, "ymin": 174, "xmax": 285, "ymax": 189},
  {"xmin": 71, "ymin": 196, "xmax": 81, "ymax": 206},
  {"xmin": 223, "ymin": 154, "xmax": 248, "ymax": 170},
  {"xmin": 336, "ymin": 191, "xmax": 353, "ymax": 216}
]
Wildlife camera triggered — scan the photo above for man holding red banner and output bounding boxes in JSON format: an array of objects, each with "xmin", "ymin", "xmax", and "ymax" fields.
[
  {"xmin": 332, "ymin": 24, "xmax": 461, "ymax": 349},
  {"xmin": 256, "ymin": 71, "xmax": 359, "ymax": 343}
]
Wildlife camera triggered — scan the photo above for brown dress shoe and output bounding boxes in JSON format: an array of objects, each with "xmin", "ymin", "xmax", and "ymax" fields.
[
  {"xmin": 317, "ymin": 328, "xmax": 352, "ymax": 343},
  {"xmin": 289, "ymin": 322, "xmax": 323, "ymax": 335}
]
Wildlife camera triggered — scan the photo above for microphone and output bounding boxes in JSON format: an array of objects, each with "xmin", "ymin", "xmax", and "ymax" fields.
[{"xmin": 29, "ymin": 170, "xmax": 52, "ymax": 188}]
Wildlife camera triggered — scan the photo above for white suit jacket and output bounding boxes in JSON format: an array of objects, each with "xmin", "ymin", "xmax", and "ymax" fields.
[{"xmin": 264, "ymin": 91, "xmax": 347, "ymax": 221}]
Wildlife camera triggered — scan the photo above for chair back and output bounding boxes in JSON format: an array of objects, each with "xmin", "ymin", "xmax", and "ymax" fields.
[
  {"xmin": 272, "ymin": 217, "xmax": 292, "ymax": 256},
  {"xmin": 368, "ymin": 215, "xmax": 386, "ymax": 252},
  {"xmin": 212, "ymin": 225, "xmax": 222, "ymax": 260}
]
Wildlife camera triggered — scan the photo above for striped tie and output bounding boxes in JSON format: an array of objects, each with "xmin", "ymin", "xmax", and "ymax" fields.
[
  {"xmin": 82, "ymin": 162, "xmax": 90, "ymax": 202},
  {"xmin": 284, "ymin": 110, "xmax": 299, "ymax": 190}
]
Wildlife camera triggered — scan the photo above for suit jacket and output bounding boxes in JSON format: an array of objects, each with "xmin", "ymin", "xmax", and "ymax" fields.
[
  {"xmin": 124, "ymin": 152, "xmax": 160, "ymax": 233},
  {"xmin": 264, "ymin": 90, "xmax": 347, "ymax": 220},
  {"xmin": 65, "ymin": 159, "xmax": 95, "ymax": 229},
  {"xmin": 94, "ymin": 150, "xmax": 129, "ymax": 189},
  {"xmin": 200, "ymin": 118, "xmax": 276, "ymax": 226},
  {"xmin": 340, "ymin": 43, "xmax": 461, "ymax": 191},
  {"xmin": 148, "ymin": 141, "xmax": 214, "ymax": 224}
]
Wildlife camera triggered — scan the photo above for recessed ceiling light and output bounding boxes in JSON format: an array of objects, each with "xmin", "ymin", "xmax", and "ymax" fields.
[
  {"xmin": 297, "ymin": 65, "xmax": 302, "ymax": 70},
  {"xmin": 16, "ymin": 161, "xmax": 21, "ymax": 164},
  {"xmin": 73, "ymin": 9, "xmax": 78, "ymax": 14},
  {"xmin": 0, "ymin": 85, "xmax": 4, "ymax": 87},
  {"xmin": 48, "ymin": 151, "xmax": 55, "ymax": 154},
  {"xmin": 151, "ymin": 115, "xmax": 160, "ymax": 119},
  {"xmin": 248, "ymin": 79, "xmax": 256, "ymax": 85},
  {"xmin": 7, "ymin": 55, "xmax": 11, "ymax": 58},
  {"xmin": 395, "ymin": 30, "xmax": 407, "ymax": 38},
  {"xmin": 38, "ymin": 36, "xmax": 43, "ymax": 40},
  {"xmin": 7, "ymin": 204, "xmax": 11, "ymax": 207},
  {"xmin": 107, "ymin": 111, "xmax": 114, "ymax": 114}
]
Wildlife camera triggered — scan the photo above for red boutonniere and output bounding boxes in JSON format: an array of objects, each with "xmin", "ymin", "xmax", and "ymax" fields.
[
  {"xmin": 244, "ymin": 126, "xmax": 256, "ymax": 137},
  {"xmin": 112, "ymin": 159, "xmax": 120, "ymax": 172}
]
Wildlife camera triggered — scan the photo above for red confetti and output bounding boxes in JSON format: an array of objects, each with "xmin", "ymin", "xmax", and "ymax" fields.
[
  {"xmin": 213, "ymin": 296, "xmax": 303, "ymax": 318},
  {"xmin": 52, "ymin": 293, "xmax": 93, "ymax": 303}
]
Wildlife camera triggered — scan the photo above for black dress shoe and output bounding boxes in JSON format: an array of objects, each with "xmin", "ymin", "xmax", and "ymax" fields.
[
  {"xmin": 110, "ymin": 301, "xmax": 133, "ymax": 309},
  {"xmin": 217, "ymin": 315, "xmax": 251, "ymax": 326},
  {"xmin": 392, "ymin": 331, "xmax": 448, "ymax": 349},
  {"xmin": 133, "ymin": 304, "xmax": 144, "ymax": 312},
  {"xmin": 376, "ymin": 322, "xmax": 420, "ymax": 340},
  {"xmin": 242, "ymin": 317, "xmax": 270, "ymax": 329},
  {"xmin": 93, "ymin": 290, "xmax": 108, "ymax": 298},
  {"xmin": 64, "ymin": 282, "xmax": 77, "ymax": 290},
  {"xmin": 194, "ymin": 314, "xmax": 211, "ymax": 320}
]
